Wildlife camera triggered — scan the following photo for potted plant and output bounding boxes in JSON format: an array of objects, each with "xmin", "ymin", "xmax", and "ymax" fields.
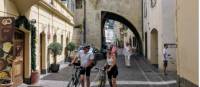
[
  {"xmin": 65, "ymin": 42, "xmax": 76, "ymax": 62},
  {"xmin": 48, "ymin": 42, "xmax": 63, "ymax": 73},
  {"xmin": 30, "ymin": 24, "xmax": 39, "ymax": 84}
]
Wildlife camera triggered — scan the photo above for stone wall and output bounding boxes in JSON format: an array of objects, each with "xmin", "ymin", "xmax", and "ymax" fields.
[{"xmin": 75, "ymin": 0, "xmax": 143, "ymax": 49}]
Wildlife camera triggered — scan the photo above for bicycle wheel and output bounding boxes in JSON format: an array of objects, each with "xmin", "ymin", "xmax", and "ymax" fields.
[
  {"xmin": 95, "ymin": 74, "xmax": 101, "ymax": 87},
  {"xmin": 74, "ymin": 78, "xmax": 80, "ymax": 87},
  {"xmin": 67, "ymin": 79, "xmax": 74, "ymax": 87},
  {"xmin": 99, "ymin": 72, "xmax": 106, "ymax": 87}
]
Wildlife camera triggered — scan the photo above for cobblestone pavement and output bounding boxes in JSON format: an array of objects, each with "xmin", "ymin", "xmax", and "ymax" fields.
[{"xmin": 18, "ymin": 55, "xmax": 177, "ymax": 87}]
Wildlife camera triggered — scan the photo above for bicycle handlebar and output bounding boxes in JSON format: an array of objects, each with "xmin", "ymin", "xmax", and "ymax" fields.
[
  {"xmin": 73, "ymin": 65, "xmax": 82, "ymax": 69},
  {"xmin": 94, "ymin": 67, "xmax": 105, "ymax": 71}
]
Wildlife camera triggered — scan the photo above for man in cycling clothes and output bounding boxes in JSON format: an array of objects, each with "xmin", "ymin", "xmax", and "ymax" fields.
[{"xmin": 71, "ymin": 45, "xmax": 94, "ymax": 87}]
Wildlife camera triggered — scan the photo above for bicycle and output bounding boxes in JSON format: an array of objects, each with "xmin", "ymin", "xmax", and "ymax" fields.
[
  {"xmin": 94, "ymin": 67, "xmax": 106, "ymax": 87},
  {"xmin": 67, "ymin": 65, "xmax": 81, "ymax": 87}
]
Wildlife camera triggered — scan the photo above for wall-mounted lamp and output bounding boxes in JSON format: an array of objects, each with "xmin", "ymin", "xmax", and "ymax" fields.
[{"xmin": 30, "ymin": 19, "xmax": 36, "ymax": 24}]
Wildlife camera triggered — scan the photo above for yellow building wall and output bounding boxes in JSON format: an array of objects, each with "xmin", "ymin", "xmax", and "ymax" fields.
[
  {"xmin": 176, "ymin": 0, "xmax": 198, "ymax": 85},
  {"xmin": 29, "ymin": 2, "xmax": 74, "ymax": 71}
]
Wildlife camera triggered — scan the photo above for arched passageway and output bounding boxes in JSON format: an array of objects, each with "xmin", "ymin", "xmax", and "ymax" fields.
[{"xmin": 101, "ymin": 11, "xmax": 143, "ymax": 54}]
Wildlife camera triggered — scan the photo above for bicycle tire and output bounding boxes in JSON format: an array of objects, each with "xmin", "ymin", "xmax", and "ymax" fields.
[
  {"xmin": 100, "ymin": 71, "xmax": 107, "ymax": 87},
  {"xmin": 74, "ymin": 78, "xmax": 80, "ymax": 87},
  {"xmin": 96, "ymin": 71, "xmax": 106, "ymax": 87},
  {"xmin": 99, "ymin": 75, "xmax": 106, "ymax": 87},
  {"xmin": 67, "ymin": 79, "xmax": 74, "ymax": 87}
]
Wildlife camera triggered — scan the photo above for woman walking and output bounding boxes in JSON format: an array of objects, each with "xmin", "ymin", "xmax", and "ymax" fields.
[
  {"xmin": 105, "ymin": 47, "xmax": 118, "ymax": 87},
  {"xmin": 124, "ymin": 43, "xmax": 132, "ymax": 67}
]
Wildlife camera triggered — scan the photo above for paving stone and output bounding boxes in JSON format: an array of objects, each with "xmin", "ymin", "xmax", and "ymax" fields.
[{"xmin": 20, "ymin": 55, "xmax": 177, "ymax": 87}]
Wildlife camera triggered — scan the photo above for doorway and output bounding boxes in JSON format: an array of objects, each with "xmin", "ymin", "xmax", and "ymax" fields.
[
  {"xmin": 151, "ymin": 29, "xmax": 158, "ymax": 68},
  {"xmin": 13, "ymin": 30, "xmax": 25, "ymax": 86},
  {"xmin": 40, "ymin": 32, "xmax": 46, "ymax": 74},
  {"xmin": 145, "ymin": 32, "xmax": 147, "ymax": 58}
]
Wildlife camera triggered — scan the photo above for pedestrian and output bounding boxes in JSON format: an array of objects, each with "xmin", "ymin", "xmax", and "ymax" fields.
[
  {"xmin": 102, "ymin": 43, "xmax": 107, "ymax": 59},
  {"xmin": 111, "ymin": 44, "xmax": 117, "ymax": 56},
  {"xmin": 71, "ymin": 45, "xmax": 94, "ymax": 87},
  {"xmin": 163, "ymin": 44, "xmax": 170, "ymax": 75},
  {"xmin": 124, "ymin": 43, "xmax": 132, "ymax": 67},
  {"xmin": 132, "ymin": 46, "xmax": 136, "ymax": 57},
  {"xmin": 105, "ymin": 47, "xmax": 118, "ymax": 87},
  {"xmin": 89, "ymin": 44, "xmax": 94, "ymax": 53}
]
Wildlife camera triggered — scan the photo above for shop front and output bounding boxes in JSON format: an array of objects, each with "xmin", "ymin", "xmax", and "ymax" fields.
[{"xmin": 0, "ymin": 16, "xmax": 32, "ymax": 87}]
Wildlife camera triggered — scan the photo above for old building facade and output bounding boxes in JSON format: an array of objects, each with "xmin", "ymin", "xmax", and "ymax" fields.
[
  {"xmin": 143, "ymin": 0, "xmax": 177, "ymax": 71},
  {"xmin": 74, "ymin": 0, "xmax": 143, "ymax": 50},
  {"xmin": 0, "ymin": 0, "xmax": 74, "ymax": 86}
]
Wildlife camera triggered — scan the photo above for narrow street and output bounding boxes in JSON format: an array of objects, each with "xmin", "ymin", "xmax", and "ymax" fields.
[
  {"xmin": 0, "ymin": 0, "xmax": 198, "ymax": 87},
  {"xmin": 20, "ymin": 55, "xmax": 177, "ymax": 87}
]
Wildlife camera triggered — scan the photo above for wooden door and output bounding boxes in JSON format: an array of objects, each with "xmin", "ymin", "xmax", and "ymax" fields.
[{"xmin": 13, "ymin": 30, "xmax": 24, "ymax": 86}]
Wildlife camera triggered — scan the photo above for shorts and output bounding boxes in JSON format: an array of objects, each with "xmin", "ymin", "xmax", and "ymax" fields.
[
  {"xmin": 80, "ymin": 66, "xmax": 92, "ymax": 76},
  {"xmin": 163, "ymin": 60, "xmax": 168, "ymax": 67},
  {"xmin": 107, "ymin": 65, "xmax": 118, "ymax": 79}
]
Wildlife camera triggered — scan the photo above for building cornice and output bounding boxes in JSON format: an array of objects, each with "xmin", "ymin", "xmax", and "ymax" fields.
[{"xmin": 38, "ymin": 1, "xmax": 74, "ymax": 26}]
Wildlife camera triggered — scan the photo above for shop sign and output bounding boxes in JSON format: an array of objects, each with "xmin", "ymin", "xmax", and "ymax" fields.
[{"xmin": 0, "ymin": 17, "xmax": 15, "ymax": 83}]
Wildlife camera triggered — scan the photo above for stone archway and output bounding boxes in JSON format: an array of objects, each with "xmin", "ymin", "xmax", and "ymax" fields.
[
  {"xmin": 150, "ymin": 29, "xmax": 158, "ymax": 67},
  {"xmin": 101, "ymin": 11, "xmax": 143, "ymax": 54}
]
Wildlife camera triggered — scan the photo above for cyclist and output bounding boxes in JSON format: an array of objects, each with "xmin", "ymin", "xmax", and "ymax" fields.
[
  {"xmin": 105, "ymin": 47, "xmax": 118, "ymax": 87},
  {"xmin": 71, "ymin": 45, "xmax": 94, "ymax": 87}
]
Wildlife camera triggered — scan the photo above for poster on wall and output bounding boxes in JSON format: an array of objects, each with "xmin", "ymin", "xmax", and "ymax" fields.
[{"xmin": 0, "ymin": 17, "xmax": 15, "ymax": 84}]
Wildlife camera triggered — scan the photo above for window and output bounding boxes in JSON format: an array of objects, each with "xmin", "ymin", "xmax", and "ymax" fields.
[
  {"xmin": 53, "ymin": 34, "xmax": 57, "ymax": 42},
  {"xmin": 75, "ymin": 0, "xmax": 83, "ymax": 9},
  {"xmin": 61, "ymin": 35, "xmax": 63, "ymax": 46},
  {"xmin": 151, "ymin": 0, "xmax": 157, "ymax": 8},
  {"xmin": 50, "ymin": 0, "xmax": 54, "ymax": 5}
]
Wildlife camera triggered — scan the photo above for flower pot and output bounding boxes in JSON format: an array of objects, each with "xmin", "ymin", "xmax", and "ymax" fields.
[
  {"xmin": 31, "ymin": 71, "xmax": 40, "ymax": 84},
  {"xmin": 50, "ymin": 64, "xmax": 60, "ymax": 73}
]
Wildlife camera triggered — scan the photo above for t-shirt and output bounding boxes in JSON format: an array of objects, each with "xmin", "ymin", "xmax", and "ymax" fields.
[
  {"xmin": 124, "ymin": 46, "xmax": 131, "ymax": 54},
  {"xmin": 163, "ymin": 48, "xmax": 169, "ymax": 61},
  {"xmin": 77, "ymin": 50, "xmax": 94, "ymax": 67},
  {"xmin": 89, "ymin": 47, "xmax": 94, "ymax": 53},
  {"xmin": 107, "ymin": 57, "xmax": 113, "ymax": 65}
]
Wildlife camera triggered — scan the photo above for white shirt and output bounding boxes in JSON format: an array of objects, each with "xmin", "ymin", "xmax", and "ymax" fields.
[
  {"xmin": 124, "ymin": 46, "xmax": 131, "ymax": 54},
  {"xmin": 163, "ymin": 48, "xmax": 169, "ymax": 61},
  {"xmin": 107, "ymin": 57, "xmax": 113, "ymax": 65},
  {"xmin": 77, "ymin": 50, "xmax": 94, "ymax": 67},
  {"xmin": 89, "ymin": 47, "xmax": 94, "ymax": 53}
]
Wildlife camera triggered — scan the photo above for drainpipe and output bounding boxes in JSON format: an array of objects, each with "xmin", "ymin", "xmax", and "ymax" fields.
[{"xmin": 83, "ymin": 0, "xmax": 86, "ymax": 43}]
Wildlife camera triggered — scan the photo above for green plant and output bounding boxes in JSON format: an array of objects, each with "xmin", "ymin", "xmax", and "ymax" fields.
[
  {"xmin": 66, "ymin": 42, "xmax": 76, "ymax": 57},
  {"xmin": 48, "ymin": 42, "xmax": 63, "ymax": 64},
  {"xmin": 31, "ymin": 24, "xmax": 36, "ymax": 71}
]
